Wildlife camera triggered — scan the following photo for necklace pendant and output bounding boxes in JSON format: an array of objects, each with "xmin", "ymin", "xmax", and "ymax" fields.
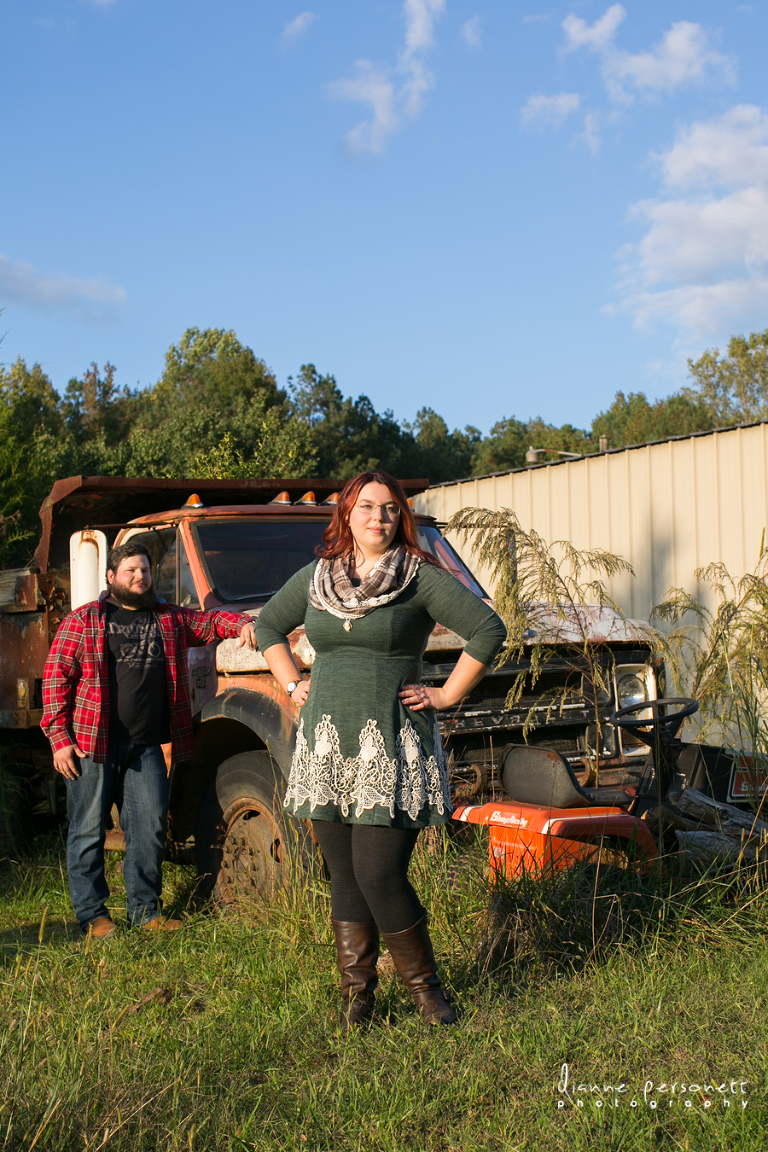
[{"xmin": 343, "ymin": 620, "xmax": 352, "ymax": 632}]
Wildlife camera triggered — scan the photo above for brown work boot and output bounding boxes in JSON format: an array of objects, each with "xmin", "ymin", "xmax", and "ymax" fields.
[
  {"xmin": 332, "ymin": 919, "xmax": 379, "ymax": 1031},
  {"xmin": 141, "ymin": 916, "xmax": 183, "ymax": 932},
  {"xmin": 381, "ymin": 915, "xmax": 457, "ymax": 1025},
  {"xmin": 85, "ymin": 917, "xmax": 117, "ymax": 940}
]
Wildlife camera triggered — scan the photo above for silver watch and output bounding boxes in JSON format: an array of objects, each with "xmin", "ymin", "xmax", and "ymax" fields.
[{"xmin": 286, "ymin": 679, "xmax": 301, "ymax": 695}]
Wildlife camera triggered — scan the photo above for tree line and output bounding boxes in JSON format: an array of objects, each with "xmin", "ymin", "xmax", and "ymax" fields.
[{"xmin": 2, "ymin": 324, "xmax": 768, "ymax": 569}]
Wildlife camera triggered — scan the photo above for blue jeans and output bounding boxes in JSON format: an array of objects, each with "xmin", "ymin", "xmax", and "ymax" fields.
[{"xmin": 65, "ymin": 743, "xmax": 169, "ymax": 930}]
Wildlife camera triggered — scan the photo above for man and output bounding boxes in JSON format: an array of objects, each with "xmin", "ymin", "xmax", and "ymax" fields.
[{"xmin": 41, "ymin": 540, "xmax": 257, "ymax": 939}]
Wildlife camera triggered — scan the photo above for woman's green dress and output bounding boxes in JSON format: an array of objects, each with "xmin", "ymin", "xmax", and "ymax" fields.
[{"xmin": 254, "ymin": 559, "xmax": 506, "ymax": 829}]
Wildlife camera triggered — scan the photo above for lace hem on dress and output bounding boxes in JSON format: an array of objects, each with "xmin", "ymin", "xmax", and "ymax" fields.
[{"xmin": 285, "ymin": 714, "xmax": 452, "ymax": 821}]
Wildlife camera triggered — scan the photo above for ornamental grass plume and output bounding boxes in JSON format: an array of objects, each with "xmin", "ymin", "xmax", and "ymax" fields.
[
  {"xmin": 447, "ymin": 507, "xmax": 646, "ymax": 781},
  {"xmin": 651, "ymin": 536, "xmax": 768, "ymax": 814}
]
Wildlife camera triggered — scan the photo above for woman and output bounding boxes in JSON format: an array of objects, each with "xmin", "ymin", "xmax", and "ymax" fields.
[{"xmin": 254, "ymin": 470, "xmax": 506, "ymax": 1028}]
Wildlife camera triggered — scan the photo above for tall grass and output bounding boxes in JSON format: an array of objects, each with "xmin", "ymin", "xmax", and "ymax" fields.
[
  {"xmin": 0, "ymin": 831, "xmax": 766, "ymax": 1151},
  {"xmin": 446, "ymin": 507, "xmax": 648, "ymax": 783},
  {"xmin": 653, "ymin": 546, "xmax": 768, "ymax": 786}
]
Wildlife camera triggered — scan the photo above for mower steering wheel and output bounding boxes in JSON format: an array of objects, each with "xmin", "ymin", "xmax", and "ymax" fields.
[{"xmin": 610, "ymin": 697, "xmax": 699, "ymax": 745}]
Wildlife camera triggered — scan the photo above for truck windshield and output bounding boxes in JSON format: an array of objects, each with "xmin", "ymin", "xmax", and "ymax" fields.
[
  {"xmin": 194, "ymin": 520, "xmax": 325, "ymax": 602},
  {"xmin": 193, "ymin": 518, "xmax": 487, "ymax": 604}
]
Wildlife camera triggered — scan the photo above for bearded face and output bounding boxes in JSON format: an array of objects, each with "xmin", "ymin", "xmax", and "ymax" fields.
[
  {"xmin": 109, "ymin": 584, "xmax": 158, "ymax": 610},
  {"xmin": 107, "ymin": 554, "xmax": 157, "ymax": 610}
]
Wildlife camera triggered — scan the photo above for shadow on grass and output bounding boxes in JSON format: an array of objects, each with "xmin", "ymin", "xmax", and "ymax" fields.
[{"xmin": 0, "ymin": 918, "xmax": 80, "ymax": 957}]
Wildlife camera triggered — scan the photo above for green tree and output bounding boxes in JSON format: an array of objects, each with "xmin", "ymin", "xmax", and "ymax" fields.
[
  {"xmin": 63, "ymin": 362, "xmax": 136, "ymax": 446},
  {"xmin": 155, "ymin": 327, "xmax": 282, "ymax": 414},
  {"xmin": 470, "ymin": 416, "xmax": 593, "ymax": 475},
  {"xmin": 591, "ymin": 390, "xmax": 714, "ymax": 449},
  {"xmin": 0, "ymin": 357, "xmax": 65, "ymax": 444},
  {"xmin": 59, "ymin": 361, "xmax": 139, "ymax": 475},
  {"xmin": 290, "ymin": 368, "xmax": 481, "ymax": 483},
  {"xmin": 405, "ymin": 408, "xmax": 481, "ymax": 483},
  {"xmin": 124, "ymin": 329, "xmax": 315, "ymax": 478},
  {"xmin": 0, "ymin": 359, "xmax": 77, "ymax": 566},
  {"xmin": 685, "ymin": 329, "xmax": 768, "ymax": 424},
  {"xmin": 0, "ymin": 405, "xmax": 35, "ymax": 567},
  {"xmin": 469, "ymin": 416, "xmax": 529, "ymax": 473},
  {"xmin": 191, "ymin": 416, "xmax": 315, "ymax": 480},
  {"xmin": 125, "ymin": 395, "xmax": 316, "ymax": 479},
  {"xmin": 289, "ymin": 364, "xmax": 417, "ymax": 479}
]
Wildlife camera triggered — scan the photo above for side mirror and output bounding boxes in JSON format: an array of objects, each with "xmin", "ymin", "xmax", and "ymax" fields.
[{"xmin": 69, "ymin": 530, "xmax": 108, "ymax": 610}]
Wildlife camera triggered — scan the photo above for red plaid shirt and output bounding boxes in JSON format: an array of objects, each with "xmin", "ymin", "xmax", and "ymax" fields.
[{"xmin": 41, "ymin": 594, "xmax": 252, "ymax": 763}]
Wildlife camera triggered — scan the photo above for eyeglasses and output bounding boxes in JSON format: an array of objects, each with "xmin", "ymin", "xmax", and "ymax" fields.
[{"xmin": 354, "ymin": 502, "xmax": 401, "ymax": 518}]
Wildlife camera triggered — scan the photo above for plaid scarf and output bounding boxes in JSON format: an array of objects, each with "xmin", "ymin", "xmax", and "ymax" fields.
[{"xmin": 309, "ymin": 546, "xmax": 420, "ymax": 622}]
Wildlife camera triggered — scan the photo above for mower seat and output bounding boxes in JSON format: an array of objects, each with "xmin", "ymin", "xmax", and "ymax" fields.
[{"xmin": 500, "ymin": 745, "xmax": 632, "ymax": 809}]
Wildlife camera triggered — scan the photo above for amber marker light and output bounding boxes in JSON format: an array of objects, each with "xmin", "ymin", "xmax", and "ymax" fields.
[
  {"xmin": 296, "ymin": 491, "xmax": 317, "ymax": 505},
  {"xmin": 185, "ymin": 494, "xmax": 204, "ymax": 508},
  {"xmin": 322, "ymin": 492, "xmax": 340, "ymax": 506},
  {"xmin": 270, "ymin": 491, "xmax": 292, "ymax": 505}
]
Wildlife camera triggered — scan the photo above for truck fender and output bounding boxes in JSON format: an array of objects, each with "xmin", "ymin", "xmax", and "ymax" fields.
[{"xmin": 199, "ymin": 687, "xmax": 297, "ymax": 780}]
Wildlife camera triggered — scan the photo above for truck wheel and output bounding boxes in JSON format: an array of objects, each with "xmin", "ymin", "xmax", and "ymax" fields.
[
  {"xmin": 193, "ymin": 751, "xmax": 305, "ymax": 907},
  {"xmin": 0, "ymin": 762, "xmax": 34, "ymax": 856}
]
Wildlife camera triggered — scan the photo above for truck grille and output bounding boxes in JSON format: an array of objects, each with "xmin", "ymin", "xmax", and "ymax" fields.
[{"xmin": 423, "ymin": 652, "xmax": 636, "ymax": 777}]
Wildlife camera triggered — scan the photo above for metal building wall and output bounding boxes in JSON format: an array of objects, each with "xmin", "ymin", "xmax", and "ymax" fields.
[{"xmin": 414, "ymin": 422, "xmax": 768, "ymax": 624}]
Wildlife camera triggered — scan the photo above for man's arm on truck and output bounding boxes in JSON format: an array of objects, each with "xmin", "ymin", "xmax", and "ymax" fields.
[
  {"xmin": 175, "ymin": 606, "xmax": 257, "ymax": 650},
  {"xmin": 41, "ymin": 612, "xmax": 88, "ymax": 780}
]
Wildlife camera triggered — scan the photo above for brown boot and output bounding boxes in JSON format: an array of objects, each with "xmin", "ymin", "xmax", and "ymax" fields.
[
  {"xmin": 85, "ymin": 916, "xmax": 117, "ymax": 940},
  {"xmin": 381, "ymin": 915, "xmax": 457, "ymax": 1025},
  {"xmin": 332, "ymin": 920, "xmax": 379, "ymax": 1031},
  {"xmin": 141, "ymin": 916, "xmax": 183, "ymax": 932}
]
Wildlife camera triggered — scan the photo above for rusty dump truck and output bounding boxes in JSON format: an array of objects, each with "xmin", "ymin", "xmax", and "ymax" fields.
[{"xmin": 0, "ymin": 476, "xmax": 661, "ymax": 899}]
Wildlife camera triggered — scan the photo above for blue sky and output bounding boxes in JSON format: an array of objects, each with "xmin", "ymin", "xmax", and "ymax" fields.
[{"xmin": 2, "ymin": 1, "xmax": 767, "ymax": 434}]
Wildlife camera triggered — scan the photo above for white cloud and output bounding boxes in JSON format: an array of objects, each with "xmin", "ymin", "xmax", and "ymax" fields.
[
  {"xmin": 605, "ymin": 22, "xmax": 736, "ymax": 102},
  {"xmin": 328, "ymin": 0, "xmax": 445, "ymax": 154},
  {"xmin": 562, "ymin": 6, "xmax": 736, "ymax": 103},
  {"xmin": 631, "ymin": 186, "xmax": 768, "ymax": 285},
  {"xmin": 562, "ymin": 4, "xmax": 625, "ymax": 53},
  {"xmin": 0, "ymin": 254, "xmax": 127, "ymax": 316},
  {"xmin": 580, "ymin": 111, "xmax": 601, "ymax": 154},
  {"xmin": 520, "ymin": 92, "xmax": 580, "ymax": 129},
  {"xmin": 461, "ymin": 16, "xmax": 481, "ymax": 50},
  {"xmin": 625, "ymin": 278, "xmax": 768, "ymax": 337},
  {"xmin": 654, "ymin": 104, "xmax": 768, "ymax": 190},
  {"xmin": 618, "ymin": 106, "xmax": 768, "ymax": 339},
  {"xmin": 327, "ymin": 64, "xmax": 397, "ymax": 155},
  {"xmin": 282, "ymin": 11, "xmax": 316, "ymax": 41},
  {"xmin": 403, "ymin": 0, "xmax": 443, "ymax": 54}
]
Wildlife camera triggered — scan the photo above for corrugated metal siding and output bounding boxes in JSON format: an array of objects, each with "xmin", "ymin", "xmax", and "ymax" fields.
[{"xmin": 414, "ymin": 423, "xmax": 768, "ymax": 624}]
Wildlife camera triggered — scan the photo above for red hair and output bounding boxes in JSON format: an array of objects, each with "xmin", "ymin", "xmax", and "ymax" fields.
[{"xmin": 317, "ymin": 470, "xmax": 438, "ymax": 565}]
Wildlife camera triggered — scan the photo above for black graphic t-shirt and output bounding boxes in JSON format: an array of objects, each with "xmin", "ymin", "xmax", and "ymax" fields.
[{"xmin": 106, "ymin": 602, "xmax": 171, "ymax": 745}]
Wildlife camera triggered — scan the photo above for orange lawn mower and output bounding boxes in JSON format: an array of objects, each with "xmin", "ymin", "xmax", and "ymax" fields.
[{"xmin": 452, "ymin": 698, "xmax": 704, "ymax": 877}]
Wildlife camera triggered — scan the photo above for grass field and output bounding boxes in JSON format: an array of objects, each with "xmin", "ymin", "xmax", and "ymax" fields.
[{"xmin": 0, "ymin": 829, "xmax": 765, "ymax": 1152}]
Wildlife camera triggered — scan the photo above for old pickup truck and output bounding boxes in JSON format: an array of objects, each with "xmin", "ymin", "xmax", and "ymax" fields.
[{"xmin": 0, "ymin": 476, "xmax": 661, "ymax": 900}]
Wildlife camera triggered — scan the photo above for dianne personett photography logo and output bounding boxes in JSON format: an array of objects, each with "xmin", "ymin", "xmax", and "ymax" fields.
[{"xmin": 556, "ymin": 1063, "xmax": 749, "ymax": 1112}]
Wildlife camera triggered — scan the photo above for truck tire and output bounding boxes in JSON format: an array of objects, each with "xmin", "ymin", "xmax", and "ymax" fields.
[
  {"xmin": 193, "ymin": 751, "xmax": 307, "ymax": 907},
  {"xmin": 0, "ymin": 762, "xmax": 34, "ymax": 857}
]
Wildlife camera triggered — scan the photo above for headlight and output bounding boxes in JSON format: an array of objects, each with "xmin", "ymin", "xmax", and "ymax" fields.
[{"xmin": 616, "ymin": 673, "xmax": 647, "ymax": 709}]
